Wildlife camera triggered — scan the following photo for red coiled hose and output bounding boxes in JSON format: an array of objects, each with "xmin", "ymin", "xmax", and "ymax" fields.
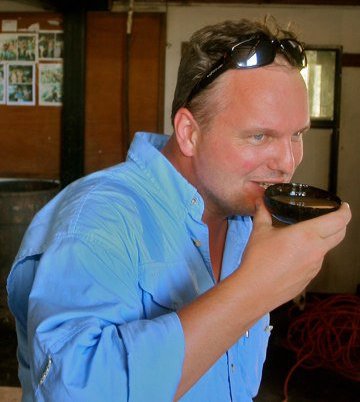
[{"xmin": 282, "ymin": 294, "xmax": 360, "ymax": 402}]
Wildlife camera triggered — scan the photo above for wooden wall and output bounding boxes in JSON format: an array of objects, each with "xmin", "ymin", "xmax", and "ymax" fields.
[
  {"xmin": 85, "ymin": 12, "xmax": 166, "ymax": 173},
  {"xmin": 0, "ymin": 13, "xmax": 62, "ymax": 179},
  {"xmin": 0, "ymin": 11, "xmax": 166, "ymax": 179}
]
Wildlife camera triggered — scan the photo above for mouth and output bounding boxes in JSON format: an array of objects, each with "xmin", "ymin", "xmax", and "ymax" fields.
[
  {"xmin": 258, "ymin": 182, "xmax": 274, "ymax": 189},
  {"xmin": 257, "ymin": 181, "xmax": 290, "ymax": 189}
]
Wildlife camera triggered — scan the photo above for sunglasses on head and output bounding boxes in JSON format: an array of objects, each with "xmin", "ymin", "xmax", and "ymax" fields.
[{"xmin": 186, "ymin": 33, "xmax": 307, "ymax": 105}]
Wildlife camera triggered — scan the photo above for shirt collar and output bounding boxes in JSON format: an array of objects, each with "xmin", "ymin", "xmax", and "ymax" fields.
[{"xmin": 127, "ymin": 132, "xmax": 205, "ymax": 222}]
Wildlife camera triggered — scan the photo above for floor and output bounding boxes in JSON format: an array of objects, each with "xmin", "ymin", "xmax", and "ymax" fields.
[
  {"xmin": 1, "ymin": 302, "xmax": 359, "ymax": 402},
  {"xmin": 0, "ymin": 387, "xmax": 21, "ymax": 402},
  {"xmin": 256, "ymin": 299, "xmax": 360, "ymax": 402},
  {"xmin": 255, "ymin": 343, "xmax": 360, "ymax": 402},
  {"xmin": 0, "ymin": 307, "xmax": 21, "ymax": 402}
]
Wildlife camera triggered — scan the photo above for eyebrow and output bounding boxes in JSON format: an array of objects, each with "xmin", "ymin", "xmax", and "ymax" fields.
[{"xmin": 246, "ymin": 124, "xmax": 311, "ymax": 136}]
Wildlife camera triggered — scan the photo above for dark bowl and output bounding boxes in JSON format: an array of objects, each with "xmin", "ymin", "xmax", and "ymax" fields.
[{"xmin": 264, "ymin": 183, "xmax": 341, "ymax": 224}]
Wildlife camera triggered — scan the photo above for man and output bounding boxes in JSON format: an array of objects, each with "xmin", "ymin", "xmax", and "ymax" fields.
[{"xmin": 7, "ymin": 19, "xmax": 351, "ymax": 402}]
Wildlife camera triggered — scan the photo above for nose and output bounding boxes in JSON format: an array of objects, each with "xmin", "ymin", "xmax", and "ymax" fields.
[{"xmin": 268, "ymin": 138, "xmax": 301, "ymax": 177}]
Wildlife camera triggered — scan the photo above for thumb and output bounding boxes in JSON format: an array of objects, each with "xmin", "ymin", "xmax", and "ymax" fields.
[{"xmin": 253, "ymin": 198, "xmax": 273, "ymax": 228}]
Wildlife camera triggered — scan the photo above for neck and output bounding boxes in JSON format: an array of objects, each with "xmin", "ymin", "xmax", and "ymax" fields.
[
  {"xmin": 205, "ymin": 215, "xmax": 228, "ymax": 283},
  {"xmin": 162, "ymin": 136, "xmax": 228, "ymax": 281},
  {"xmin": 161, "ymin": 134, "xmax": 198, "ymax": 188}
]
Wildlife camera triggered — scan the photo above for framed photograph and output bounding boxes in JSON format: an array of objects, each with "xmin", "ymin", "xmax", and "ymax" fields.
[
  {"xmin": 0, "ymin": 33, "xmax": 18, "ymax": 61},
  {"xmin": 0, "ymin": 63, "xmax": 5, "ymax": 104},
  {"xmin": 38, "ymin": 30, "xmax": 64, "ymax": 60},
  {"xmin": 17, "ymin": 34, "xmax": 37, "ymax": 62},
  {"xmin": 39, "ymin": 63, "xmax": 63, "ymax": 106},
  {"xmin": 6, "ymin": 63, "xmax": 35, "ymax": 105}
]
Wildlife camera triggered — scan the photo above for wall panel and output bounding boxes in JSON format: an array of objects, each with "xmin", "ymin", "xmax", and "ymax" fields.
[
  {"xmin": 0, "ymin": 11, "xmax": 166, "ymax": 178},
  {"xmin": 85, "ymin": 11, "xmax": 166, "ymax": 173},
  {"xmin": 0, "ymin": 13, "xmax": 62, "ymax": 179}
]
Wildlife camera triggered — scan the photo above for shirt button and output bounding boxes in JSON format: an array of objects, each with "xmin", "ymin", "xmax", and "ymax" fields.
[
  {"xmin": 231, "ymin": 363, "xmax": 235, "ymax": 372},
  {"xmin": 191, "ymin": 197, "xmax": 198, "ymax": 205},
  {"xmin": 193, "ymin": 239, "xmax": 201, "ymax": 247}
]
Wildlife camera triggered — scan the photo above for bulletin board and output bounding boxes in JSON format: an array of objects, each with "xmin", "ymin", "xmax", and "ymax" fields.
[{"xmin": 0, "ymin": 13, "xmax": 63, "ymax": 179}]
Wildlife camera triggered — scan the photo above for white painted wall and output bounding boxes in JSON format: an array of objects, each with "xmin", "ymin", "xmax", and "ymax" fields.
[{"xmin": 165, "ymin": 4, "xmax": 360, "ymax": 293}]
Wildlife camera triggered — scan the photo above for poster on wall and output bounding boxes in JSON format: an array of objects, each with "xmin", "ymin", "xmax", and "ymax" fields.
[
  {"xmin": 0, "ymin": 34, "xmax": 18, "ymax": 61},
  {"xmin": 39, "ymin": 63, "xmax": 62, "ymax": 106},
  {"xmin": 0, "ymin": 33, "xmax": 37, "ymax": 62},
  {"xmin": 6, "ymin": 63, "xmax": 35, "ymax": 105},
  {"xmin": 17, "ymin": 34, "xmax": 37, "ymax": 62},
  {"xmin": 0, "ymin": 29, "xmax": 63, "ymax": 107},
  {"xmin": 0, "ymin": 63, "xmax": 5, "ymax": 104},
  {"xmin": 38, "ymin": 31, "xmax": 64, "ymax": 60}
]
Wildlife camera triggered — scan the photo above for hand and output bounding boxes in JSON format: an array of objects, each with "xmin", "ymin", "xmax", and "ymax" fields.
[
  {"xmin": 239, "ymin": 199, "xmax": 351, "ymax": 311},
  {"xmin": 174, "ymin": 200, "xmax": 350, "ymax": 398}
]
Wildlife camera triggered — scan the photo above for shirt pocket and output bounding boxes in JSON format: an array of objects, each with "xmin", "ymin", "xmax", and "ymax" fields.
[{"xmin": 139, "ymin": 262, "xmax": 198, "ymax": 316}]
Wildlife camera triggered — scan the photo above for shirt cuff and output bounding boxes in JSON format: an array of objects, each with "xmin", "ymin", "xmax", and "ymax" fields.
[{"xmin": 119, "ymin": 312, "xmax": 185, "ymax": 402}]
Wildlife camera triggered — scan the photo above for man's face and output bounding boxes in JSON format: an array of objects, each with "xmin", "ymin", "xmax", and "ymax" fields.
[{"xmin": 191, "ymin": 64, "xmax": 310, "ymax": 219}]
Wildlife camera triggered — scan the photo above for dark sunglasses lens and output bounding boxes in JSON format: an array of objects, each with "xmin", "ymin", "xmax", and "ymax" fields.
[
  {"xmin": 280, "ymin": 39, "xmax": 307, "ymax": 68},
  {"xmin": 232, "ymin": 37, "xmax": 275, "ymax": 68},
  {"xmin": 185, "ymin": 35, "xmax": 306, "ymax": 106}
]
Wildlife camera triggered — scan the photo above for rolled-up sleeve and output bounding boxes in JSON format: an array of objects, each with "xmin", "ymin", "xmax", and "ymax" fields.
[{"xmin": 24, "ymin": 235, "xmax": 185, "ymax": 402}]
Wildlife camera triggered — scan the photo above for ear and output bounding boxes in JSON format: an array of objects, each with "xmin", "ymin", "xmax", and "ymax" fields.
[{"xmin": 173, "ymin": 107, "xmax": 200, "ymax": 157}]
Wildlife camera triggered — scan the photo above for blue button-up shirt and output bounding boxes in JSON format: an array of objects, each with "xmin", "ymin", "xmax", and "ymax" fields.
[{"xmin": 7, "ymin": 132, "xmax": 270, "ymax": 402}]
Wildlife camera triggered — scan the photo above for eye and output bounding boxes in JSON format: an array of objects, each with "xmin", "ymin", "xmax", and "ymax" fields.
[
  {"xmin": 254, "ymin": 133, "xmax": 264, "ymax": 141},
  {"xmin": 249, "ymin": 133, "xmax": 266, "ymax": 144}
]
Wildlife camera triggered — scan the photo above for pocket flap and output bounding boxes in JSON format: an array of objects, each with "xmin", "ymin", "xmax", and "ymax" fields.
[{"xmin": 139, "ymin": 262, "xmax": 198, "ymax": 311}]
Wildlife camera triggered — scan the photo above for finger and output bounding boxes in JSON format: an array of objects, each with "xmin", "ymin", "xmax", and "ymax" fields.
[
  {"xmin": 298, "ymin": 202, "xmax": 351, "ymax": 239},
  {"xmin": 252, "ymin": 198, "xmax": 273, "ymax": 228},
  {"xmin": 341, "ymin": 202, "xmax": 352, "ymax": 222},
  {"xmin": 323, "ymin": 226, "xmax": 348, "ymax": 250}
]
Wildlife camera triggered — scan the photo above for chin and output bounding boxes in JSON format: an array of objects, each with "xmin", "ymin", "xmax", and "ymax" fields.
[
  {"xmin": 243, "ymin": 207, "xmax": 256, "ymax": 217},
  {"xmin": 231, "ymin": 201, "xmax": 256, "ymax": 217}
]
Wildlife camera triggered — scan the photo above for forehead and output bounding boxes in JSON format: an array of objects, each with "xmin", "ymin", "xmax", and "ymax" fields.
[{"xmin": 211, "ymin": 65, "xmax": 309, "ymax": 131}]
